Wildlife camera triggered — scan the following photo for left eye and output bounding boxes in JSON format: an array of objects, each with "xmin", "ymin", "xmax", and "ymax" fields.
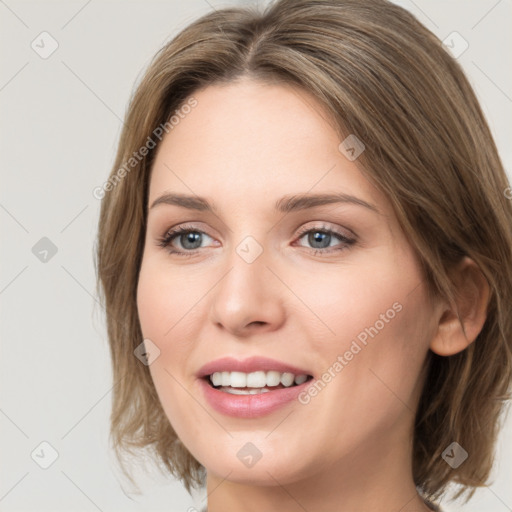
[{"xmin": 295, "ymin": 228, "xmax": 355, "ymax": 252}]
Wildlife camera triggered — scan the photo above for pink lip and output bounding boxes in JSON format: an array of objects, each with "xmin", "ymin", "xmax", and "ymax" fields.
[
  {"xmin": 196, "ymin": 356, "xmax": 312, "ymax": 378},
  {"xmin": 196, "ymin": 356, "xmax": 314, "ymax": 418},
  {"xmin": 198, "ymin": 377, "xmax": 313, "ymax": 418}
]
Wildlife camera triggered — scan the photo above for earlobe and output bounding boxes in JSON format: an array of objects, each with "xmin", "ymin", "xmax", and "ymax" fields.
[{"xmin": 429, "ymin": 257, "xmax": 491, "ymax": 357}]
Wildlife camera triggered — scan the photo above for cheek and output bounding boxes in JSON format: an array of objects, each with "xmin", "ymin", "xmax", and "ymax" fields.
[
  {"xmin": 284, "ymin": 251, "xmax": 422, "ymax": 350},
  {"xmin": 136, "ymin": 256, "xmax": 203, "ymax": 348},
  {"xmin": 136, "ymin": 260, "xmax": 194, "ymax": 396},
  {"xmin": 136, "ymin": 261, "xmax": 205, "ymax": 447},
  {"xmin": 318, "ymin": 243, "xmax": 430, "ymax": 353},
  {"xmin": 296, "ymin": 250, "xmax": 432, "ymax": 417}
]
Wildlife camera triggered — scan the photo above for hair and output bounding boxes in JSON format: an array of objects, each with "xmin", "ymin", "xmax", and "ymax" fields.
[{"xmin": 95, "ymin": 0, "xmax": 512, "ymax": 503}]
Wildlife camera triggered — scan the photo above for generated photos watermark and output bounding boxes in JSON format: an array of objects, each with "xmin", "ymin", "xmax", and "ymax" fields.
[
  {"xmin": 93, "ymin": 96, "xmax": 198, "ymax": 200},
  {"xmin": 298, "ymin": 301, "xmax": 403, "ymax": 404}
]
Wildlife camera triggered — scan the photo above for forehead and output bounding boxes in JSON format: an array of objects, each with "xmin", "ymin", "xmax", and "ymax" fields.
[
  {"xmin": 148, "ymin": 79, "xmax": 386, "ymax": 216},
  {"xmin": 155, "ymin": 79, "xmax": 338, "ymax": 162}
]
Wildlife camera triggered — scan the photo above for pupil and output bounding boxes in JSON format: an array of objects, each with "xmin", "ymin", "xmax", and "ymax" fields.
[
  {"xmin": 182, "ymin": 232, "xmax": 202, "ymax": 249},
  {"xmin": 309, "ymin": 231, "xmax": 330, "ymax": 249}
]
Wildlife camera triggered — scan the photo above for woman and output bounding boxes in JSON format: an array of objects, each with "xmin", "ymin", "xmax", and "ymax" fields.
[{"xmin": 95, "ymin": 1, "xmax": 512, "ymax": 511}]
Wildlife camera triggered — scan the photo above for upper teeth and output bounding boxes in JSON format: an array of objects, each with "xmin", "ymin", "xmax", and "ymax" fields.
[{"xmin": 209, "ymin": 371, "xmax": 309, "ymax": 388}]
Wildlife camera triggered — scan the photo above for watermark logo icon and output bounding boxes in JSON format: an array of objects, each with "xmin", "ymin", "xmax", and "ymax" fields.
[
  {"xmin": 31, "ymin": 441, "xmax": 59, "ymax": 469},
  {"xmin": 442, "ymin": 32, "xmax": 469, "ymax": 59},
  {"xmin": 339, "ymin": 134, "xmax": 365, "ymax": 161},
  {"xmin": 236, "ymin": 442, "xmax": 263, "ymax": 468},
  {"xmin": 236, "ymin": 236, "xmax": 263, "ymax": 264},
  {"xmin": 31, "ymin": 31, "xmax": 59, "ymax": 59},
  {"xmin": 442, "ymin": 441, "xmax": 468, "ymax": 469},
  {"xmin": 134, "ymin": 338, "xmax": 161, "ymax": 366},
  {"xmin": 32, "ymin": 237, "xmax": 58, "ymax": 263}
]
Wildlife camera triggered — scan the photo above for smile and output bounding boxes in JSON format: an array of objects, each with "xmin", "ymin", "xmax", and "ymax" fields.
[
  {"xmin": 208, "ymin": 370, "xmax": 311, "ymax": 394},
  {"xmin": 197, "ymin": 357, "xmax": 315, "ymax": 417}
]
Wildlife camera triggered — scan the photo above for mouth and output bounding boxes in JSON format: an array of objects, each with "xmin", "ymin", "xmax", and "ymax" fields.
[
  {"xmin": 202, "ymin": 370, "xmax": 314, "ymax": 395},
  {"xmin": 196, "ymin": 356, "xmax": 316, "ymax": 416}
]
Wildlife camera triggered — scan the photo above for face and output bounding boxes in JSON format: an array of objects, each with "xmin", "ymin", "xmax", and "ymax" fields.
[{"xmin": 137, "ymin": 79, "xmax": 439, "ymax": 486}]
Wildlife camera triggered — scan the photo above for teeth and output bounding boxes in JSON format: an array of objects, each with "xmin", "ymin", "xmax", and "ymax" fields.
[
  {"xmin": 294, "ymin": 374, "xmax": 308, "ymax": 385},
  {"xmin": 246, "ymin": 371, "xmax": 266, "ymax": 387},
  {"xmin": 266, "ymin": 370, "xmax": 281, "ymax": 386},
  {"xmin": 209, "ymin": 370, "xmax": 310, "ymax": 389},
  {"xmin": 211, "ymin": 372, "xmax": 223, "ymax": 386},
  {"xmin": 230, "ymin": 371, "xmax": 247, "ymax": 388},
  {"xmin": 280, "ymin": 372, "xmax": 295, "ymax": 387}
]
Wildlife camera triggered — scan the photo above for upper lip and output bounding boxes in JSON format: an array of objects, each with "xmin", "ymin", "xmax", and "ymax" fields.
[{"xmin": 196, "ymin": 356, "xmax": 313, "ymax": 379}]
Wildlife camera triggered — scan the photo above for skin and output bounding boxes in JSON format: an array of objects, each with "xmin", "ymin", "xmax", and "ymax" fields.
[{"xmin": 136, "ymin": 78, "xmax": 489, "ymax": 512}]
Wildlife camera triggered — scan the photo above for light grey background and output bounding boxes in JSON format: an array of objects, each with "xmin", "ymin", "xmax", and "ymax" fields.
[{"xmin": 0, "ymin": 1, "xmax": 511, "ymax": 511}]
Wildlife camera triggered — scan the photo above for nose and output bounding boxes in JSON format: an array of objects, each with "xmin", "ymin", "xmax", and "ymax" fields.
[{"xmin": 208, "ymin": 242, "xmax": 286, "ymax": 337}]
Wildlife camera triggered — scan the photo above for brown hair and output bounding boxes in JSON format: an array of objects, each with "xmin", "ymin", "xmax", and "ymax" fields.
[{"xmin": 95, "ymin": 0, "xmax": 512, "ymax": 502}]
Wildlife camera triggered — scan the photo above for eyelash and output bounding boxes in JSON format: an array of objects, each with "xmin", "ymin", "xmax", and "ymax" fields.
[{"xmin": 156, "ymin": 224, "xmax": 356, "ymax": 258}]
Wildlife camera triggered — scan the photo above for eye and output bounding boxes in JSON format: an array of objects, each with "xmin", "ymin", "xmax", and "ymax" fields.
[
  {"xmin": 156, "ymin": 223, "xmax": 356, "ymax": 257},
  {"xmin": 294, "ymin": 225, "xmax": 356, "ymax": 255},
  {"xmin": 157, "ymin": 225, "xmax": 216, "ymax": 257}
]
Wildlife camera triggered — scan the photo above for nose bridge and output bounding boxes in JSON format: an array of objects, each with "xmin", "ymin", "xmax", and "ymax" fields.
[{"xmin": 208, "ymin": 232, "xmax": 285, "ymax": 335}]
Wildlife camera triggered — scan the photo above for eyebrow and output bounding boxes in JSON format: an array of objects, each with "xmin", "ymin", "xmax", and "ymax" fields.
[{"xmin": 149, "ymin": 192, "xmax": 380, "ymax": 214}]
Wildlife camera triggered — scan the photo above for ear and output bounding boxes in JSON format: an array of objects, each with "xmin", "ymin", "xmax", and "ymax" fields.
[{"xmin": 430, "ymin": 256, "xmax": 490, "ymax": 356}]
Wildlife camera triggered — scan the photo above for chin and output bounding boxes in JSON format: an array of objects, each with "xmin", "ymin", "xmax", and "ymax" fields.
[{"xmin": 197, "ymin": 441, "xmax": 318, "ymax": 487}]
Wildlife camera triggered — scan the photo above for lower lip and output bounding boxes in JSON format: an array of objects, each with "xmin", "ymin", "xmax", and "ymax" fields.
[{"xmin": 198, "ymin": 378, "xmax": 312, "ymax": 418}]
